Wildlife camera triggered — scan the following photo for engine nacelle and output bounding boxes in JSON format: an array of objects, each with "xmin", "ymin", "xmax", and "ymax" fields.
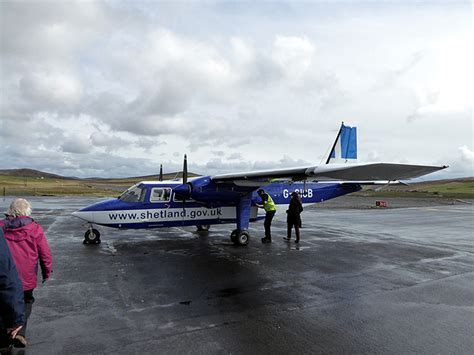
[
  {"xmin": 173, "ymin": 182, "xmax": 193, "ymax": 199},
  {"xmin": 174, "ymin": 176, "xmax": 253, "ymax": 205}
]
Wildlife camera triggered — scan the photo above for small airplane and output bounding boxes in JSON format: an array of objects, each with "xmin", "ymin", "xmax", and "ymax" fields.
[{"xmin": 72, "ymin": 123, "xmax": 447, "ymax": 245}]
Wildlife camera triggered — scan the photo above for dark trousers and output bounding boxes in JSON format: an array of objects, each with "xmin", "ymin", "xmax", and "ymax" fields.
[
  {"xmin": 264, "ymin": 211, "xmax": 276, "ymax": 239},
  {"xmin": 0, "ymin": 290, "xmax": 33, "ymax": 352},
  {"xmin": 287, "ymin": 223, "xmax": 300, "ymax": 241},
  {"xmin": 18, "ymin": 290, "xmax": 34, "ymax": 337}
]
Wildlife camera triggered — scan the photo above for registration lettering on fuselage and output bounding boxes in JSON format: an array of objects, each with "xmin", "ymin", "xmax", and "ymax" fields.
[{"xmin": 282, "ymin": 188, "xmax": 313, "ymax": 199}]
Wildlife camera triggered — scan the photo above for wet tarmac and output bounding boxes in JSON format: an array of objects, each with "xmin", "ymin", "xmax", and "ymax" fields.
[{"xmin": 1, "ymin": 196, "xmax": 473, "ymax": 354}]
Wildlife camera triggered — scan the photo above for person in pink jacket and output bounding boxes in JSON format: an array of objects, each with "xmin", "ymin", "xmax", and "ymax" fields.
[{"xmin": 0, "ymin": 198, "xmax": 52, "ymax": 349}]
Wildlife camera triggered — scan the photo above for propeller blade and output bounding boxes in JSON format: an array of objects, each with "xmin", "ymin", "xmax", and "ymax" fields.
[
  {"xmin": 159, "ymin": 164, "xmax": 163, "ymax": 182},
  {"xmin": 183, "ymin": 154, "xmax": 188, "ymax": 184},
  {"xmin": 182, "ymin": 155, "xmax": 188, "ymax": 215},
  {"xmin": 173, "ymin": 154, "xmax": 192, "ymax": 208}
]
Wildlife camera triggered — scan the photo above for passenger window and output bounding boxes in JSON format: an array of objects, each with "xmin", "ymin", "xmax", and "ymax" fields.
[{"xmin": 150, "ymin": 188, "xmax": 171, "ymax": 203}]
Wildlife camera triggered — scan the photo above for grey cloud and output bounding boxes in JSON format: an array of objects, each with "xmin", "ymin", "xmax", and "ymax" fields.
[
  {"xmin": 61, "ymin": 137, "xmax": 91, "ymax": 154},
  {"xmin": 203, "ymin": 159, "xmax": 251, "ymax": 174},
  {"xmin": 128, "ymin": 77, "xmax": 193, "ymax": 117},
  {"xmin": 200, "ymin": 155, "xmax": 311, "ymax": 176},
  {"xmin": 19, "ymin": 71, "xmax": 83, "ymax": 111},
  {"xmin": 114, "ymin": 114, "xmax": 194, "ymax": 137},
  {"xmin": 1, "ymin": 1, "xmax": 108, "ymax": 58},
  {"xmin": 68, "ymin": 153, "xmax": 156, "ymax": 178},
  {"xmin": 0, "ymin": 117, "xmax": 64, "ymax": 147},
  {"xmin": 134, "ymin": 137, "xmax": 166, "ymax": 151},
  {"xmin": 89, "ymin": 131, "xmax": 130, "ymax": 151},
  {"xmin": 85, "ymin": 92, "xmax": 127, "ymax": 120},
  {"xmin": 227, "ymin": 153, "xmax": 242, "ymax": 160},
  {"xmin": 0, "ymin": 144, "xmax": 159, "ymax": 179}
]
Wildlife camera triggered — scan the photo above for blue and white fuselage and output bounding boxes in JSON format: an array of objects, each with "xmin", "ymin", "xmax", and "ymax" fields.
[{"xmin": 72, "ymin": 178, "xmax": 361, "ymax": 230}]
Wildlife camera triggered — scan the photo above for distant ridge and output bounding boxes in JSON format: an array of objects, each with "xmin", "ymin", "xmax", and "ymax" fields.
[
  {"xmin": 0, "ymin": 168, "xmax": 199, "ymax": 181},
  {"xmin": 0, "ymin": 168, "xmax": 73, "ymax": 179}
]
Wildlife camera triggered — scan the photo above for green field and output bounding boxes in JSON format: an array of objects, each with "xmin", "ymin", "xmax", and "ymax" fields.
[
  {"xmin": 355, "ymin": 178, "xmax": 474, "ymax": 199},
  {"xmin": 0, "ymin": 175, "xmax": 127, "ymax": 197}
]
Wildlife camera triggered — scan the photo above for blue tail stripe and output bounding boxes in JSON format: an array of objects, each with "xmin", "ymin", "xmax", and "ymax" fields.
[{"xmin": 341, "ymin": 126, "xmax": 357, "ymax": 159}]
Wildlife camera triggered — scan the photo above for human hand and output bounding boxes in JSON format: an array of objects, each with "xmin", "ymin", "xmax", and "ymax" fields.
[{"xmin": 7, "ymin": 325, "xmax": 22, "ymax": 339}]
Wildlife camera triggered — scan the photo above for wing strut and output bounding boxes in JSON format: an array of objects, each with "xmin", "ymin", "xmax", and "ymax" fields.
[{"xmin": 325, "ymin": 122, "xmax": 344, "ymax": 164}]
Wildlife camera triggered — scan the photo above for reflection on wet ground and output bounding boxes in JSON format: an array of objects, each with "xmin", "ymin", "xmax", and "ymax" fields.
[{"xmin": 1, "ymin": 196, "xmax": 472, "ymax": 354}]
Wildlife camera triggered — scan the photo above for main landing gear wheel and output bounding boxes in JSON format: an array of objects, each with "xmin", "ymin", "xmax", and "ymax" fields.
[
  {"xmin": 197, "ymin": 225, "xmax": 210, "ymax": 232},
  {"xmin": 83, "ymin": 228, "xmax": 101, "ymax": 245},
  {"xmin": 230, "ymin": 229, "xmax": 238, "ymax": 243},
  {"xmin": 230, "ymin": 229, "xmax": 249, "ymax": 246}
]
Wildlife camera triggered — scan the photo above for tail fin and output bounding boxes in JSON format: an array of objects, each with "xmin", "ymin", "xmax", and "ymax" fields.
[{"xmin": 326, "ymin": 122, "xmax": 357, "ymax": 164}]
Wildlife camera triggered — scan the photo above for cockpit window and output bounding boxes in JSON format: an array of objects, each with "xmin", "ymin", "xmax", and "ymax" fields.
[
  {"xmin": 119, "ymin": 184, "xmax": 146, "ymax": 203},
  {"xmin": 150, "ymin": 188, "xmax": 171, "ymax": 203}
]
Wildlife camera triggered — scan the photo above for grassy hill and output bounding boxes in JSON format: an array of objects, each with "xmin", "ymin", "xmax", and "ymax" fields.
[
  {"xmin": 0, "ymin": 169, "xmax": 198, "ymax": 197},
  {"xmin": 1, "ymin": 169, "xmax": 473, "ymax": 198},
  {"xmin": 0, "ymin": 168, "xmax": 72, "ymax": 179}
]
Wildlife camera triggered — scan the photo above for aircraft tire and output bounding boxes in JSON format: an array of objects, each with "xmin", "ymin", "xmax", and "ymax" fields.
[
  {"xmin": 234, "ymin": 230, "xmax": 250, "ymax": 246},
  {"xmin": 197, "ymin": 225, "xmax": 210, "ymax": 232},
  {"xmin": 84, "ymin": 228, "xmax": 101, "ymax": 244},
  {"xmin": 230, "ymin": 229, "xmax": 239, "ymax": 243}
]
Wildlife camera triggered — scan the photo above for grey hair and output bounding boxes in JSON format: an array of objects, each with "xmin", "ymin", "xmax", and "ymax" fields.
[{"xmin": 8, "ymin": 198, "xmax": 32, "ymax": 217}]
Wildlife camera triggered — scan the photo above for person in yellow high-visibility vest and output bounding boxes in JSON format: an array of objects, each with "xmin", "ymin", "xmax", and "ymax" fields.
[{"xmin": 257, "ymin": 189, "xmax": 277, "ymax": 243}]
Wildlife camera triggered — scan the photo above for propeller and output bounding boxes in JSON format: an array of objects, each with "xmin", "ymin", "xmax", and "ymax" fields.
[
  {"xmin": 183, "ymin": 154, "xmax": 188, "ymax": 184},
  {"xmin": 173, "ymin": 155, "xmax": 192, "ymax": 213},
  {"xmin": 180, "ymin": 155, "xmax": 189, "ymax": 217}
]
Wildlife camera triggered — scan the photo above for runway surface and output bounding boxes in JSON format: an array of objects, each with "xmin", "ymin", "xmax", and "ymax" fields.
[{"xmin": 1, "ymin": 196, "xmax": 473, "ymax": 354}]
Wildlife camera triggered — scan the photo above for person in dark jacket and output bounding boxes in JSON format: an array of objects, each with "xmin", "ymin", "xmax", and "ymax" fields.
[
  {"xmin": 283, "ymin": 191, "xmax": 303, "ymax": 243},
  {"xmin": 0, "ymin": 229, "xmax": 25, "ymax": 353},
  {"xmin": 1, "ymin": 198, "xmax": 52, "ymax": 349}
]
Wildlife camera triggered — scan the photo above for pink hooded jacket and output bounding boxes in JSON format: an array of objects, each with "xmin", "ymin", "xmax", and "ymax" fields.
[{"xmin": 1, "ymin": 216, "xmax": 53, "ymax": 291}]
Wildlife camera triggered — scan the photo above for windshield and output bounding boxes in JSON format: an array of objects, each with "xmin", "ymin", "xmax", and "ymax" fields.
[{"xmin": 119, "ymin": 184, "xmax": 146, "ymax": 203}]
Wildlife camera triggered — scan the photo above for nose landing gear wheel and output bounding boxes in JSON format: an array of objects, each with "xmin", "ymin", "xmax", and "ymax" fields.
[
  {"xmin": 197, "ymin": 225, "xmax": 210, "ymax": 232},
  {"xmin": 84, "ymin": 228, "xmax": 101, "ymax": 244}
]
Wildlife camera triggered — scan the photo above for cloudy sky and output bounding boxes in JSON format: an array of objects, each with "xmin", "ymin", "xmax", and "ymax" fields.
[{"xmin": 1, "ymin": 1, "xmax": 472, "ymax": 179}]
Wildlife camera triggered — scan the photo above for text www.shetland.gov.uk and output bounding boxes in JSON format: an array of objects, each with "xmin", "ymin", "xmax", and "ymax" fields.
[{"xmin": 108, "ymin": 208, "xmax": 223, "ymax": 221}]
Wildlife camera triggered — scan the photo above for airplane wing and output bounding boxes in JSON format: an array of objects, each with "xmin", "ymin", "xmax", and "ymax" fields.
[{"xmin": 211, "ymin": 163, "xmax": 448, "ymax": 183}]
